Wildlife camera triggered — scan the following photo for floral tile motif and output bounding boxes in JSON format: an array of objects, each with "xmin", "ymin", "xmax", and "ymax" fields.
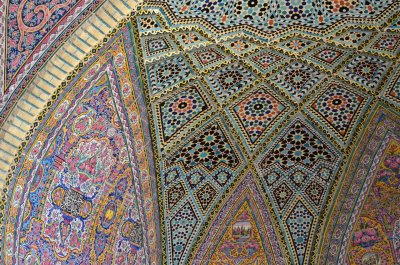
[
  {"xmin": 205, "ymin": 62, "xmax": 256, "ymax": 102},
  {"xmin": 146, "ymin": 55, "xmax": 195, "ymax": 95},
  {"xmin": 228, "ymin": 85, "xmax": 291, "ymax": 149},
  {"xmin": 339, "ymin": 55, "xmax": 392, "ymax": 91},
  {"xmin": 271, "ymin": 61, "xmax": 325, "ymax": 103}
]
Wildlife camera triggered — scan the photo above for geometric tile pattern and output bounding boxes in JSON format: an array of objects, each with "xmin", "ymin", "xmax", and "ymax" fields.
[
  {"xmin": 246, "ymin": 49, "xmax": 288, "ymax": 74},
  {"xmin": 308, "ymin": 80, "xmax": 370, "ymax": 141},
  {"xmin": 276, "ymin": 38, "xmax": 318, "ymax": 54},
  {"xmin": 339, "ymin": 55, "xmax": 392, "ymax": 91},
  {"xmin": 272, "ymin": 62, "xmax": 325, "ymax": 102},
  {"xmin": 188, "ymin": 46, "xmax": 230, "ymax": 71},
  {"xmin": 229, "ymin": 85, "xmax": 291, "ymax": 147},
  {"xmin": 3, "ymin": 2, "xmax": 400, "ymax": 265},
  {"xmin": 169, "ymin": 201, "xmax": 199, "ymax": 264},
  {"xmin": 175, "ymin": 32, "xmax": 209, "ymax": 50},
  {"xmin": 286, "ymin": 200, "xmax": 314, "ymax": 265},
  {"xmin": 141, "ymin": 34, "xmax": 178, "ymax": 61},
  {"xmin": 383, "ymin": 64, "xmax": 400, "ymax": 104},
  {"xmin": 331, "ymin": 29, "xmax": 373, "ymax": 48},
  {"xmin": 222, "ymin": 38, "xmax": 258, "ymax": 56},
  {"xmin": 146, "ymin": 56, "xmax": 195, "ymax": 95},
  {"xmin": 194, "ymin": 182, "xmax": 218, "ymax": 212},
  {"xmin": 304, "ymin": 45, "xmax": 350, "ymax": 71},
  {"xmin": 138, "ymin": 15, "xmax": 163, "ymax": 33},
  {"xmin": 206, "ymin": 63, "xmax": 256, "ymax": 102},
  {"xmin": 365, "ymin": 33, "xmax": 400, "ymax": 57},
  {"xmin": 156, "ymin": 83, "xmax": 211, "ymax": 143},
  {"xmin": 166, "ymin": 122, "xmax": 241, "ymax": 172}
]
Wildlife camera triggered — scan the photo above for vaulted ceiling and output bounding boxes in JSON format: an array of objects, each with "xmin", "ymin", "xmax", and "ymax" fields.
[{"xmin": 1, "ymin": 0, "xmax": 400, "ymax": 264}]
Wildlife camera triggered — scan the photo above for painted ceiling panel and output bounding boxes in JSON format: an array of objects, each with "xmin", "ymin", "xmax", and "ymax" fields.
[{"xmin": 1, "ymin": 0, "xmax": 400, "ymax": 264}]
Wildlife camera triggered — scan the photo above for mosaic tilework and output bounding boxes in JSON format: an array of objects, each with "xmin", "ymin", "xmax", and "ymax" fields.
[
  {"xmin": 306, "ymin": 80, "xmax": 371, "ymax": 143},
  {"xmin": 206, "ymin": 62, "xmax": 256, "ymax": 102},
  {"xmin": 175, "ymin": 31, "xmax": 209, "ymax": 50},
  {"xmin": 255, "ymin": 116, "xmax": 341, "ymax": 264},
  {"xmin": 146, "ymin": 55, "xmax": 195, "ymax": 95},
  {"xmin": 245, "ymin": 49, "xmax": 288, "ymax": 74},
  {"xmin": 3, "ymin": 3, "xmax": 400, "ymax": 265},
  {"xmin": 141, "ymin": 34, "xmax": 179, "ymax": 61},
  {"xmin": 228, "ymin": 84, "xmax": 292, "ymax": 149},
  {"xmin": 330, "ymin": 29, "xmax": 373, "ymax": 48},
  {"xmin": 286, "ymin": 200, "xmax": 314, "ymax": 265},
  {"xmin": 276, "ymin": 38, "xmax": 318, "ymax": 55},
  {"xmin": 138, "ymin": 14, "xmax": 163, "ymax": 33},
  {"xmin": 365, "ymin": 32, "xmax": 400, "ymax": 58},
  {"xmin": 166, "ymin": 121, "xmax": 241, "ymax": 172},
  {"xmin": 304, "ymin": 45, "xmax": 350, "ymax": 72},
  {"xmin": 187, "ymin": 46, "xmax": 230, "ymax": 71},
  {"xmin": 155, "ymin": 82, "xmax": 211, "ymax": 143},
  {"xmin": 382, "ymin": 64, "xmax": 400, "ymax": 105},
  {"xmin": 222, "ymin": 38, "xmax": 259, "ymax": 56},
  {"xmin": 339, "ymin": 55, "xmax": 392, "ymax": 91},
  {"xmin": 271, "ymin": 61, "xmax": 325, "ymax": 103},
  {"xmin": 147, "ymin": 0, "xmax": 396, "ymax": 35}
]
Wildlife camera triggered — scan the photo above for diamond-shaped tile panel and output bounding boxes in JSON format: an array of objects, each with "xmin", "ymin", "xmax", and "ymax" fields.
[
  {"xmin": 365, "ymin": 33, "xmax": 400, "ymax": 57},
  {"xmin": 330, "ymin": 29, "xmax": 372, "ymax": 48},
  {"xmin": 195, "ymin": 182, "xmax": 218, "ymax": 212},
  {"xmin": 339, "ymin": 55, "xmax": 391, "ymax": 91},
  {"xmin": 304, "ymin": 181, "xmax": 326, "ymax": 208},
  {"xmin": 304, "ymin": 45, "xmax": 350, "ymax": 71},
  {"xmin": 146, "ymin": 56, "xmax": 194, "ymax": 95},
  {"xmin": 141, "ymin": 34, "xmax": 178, "ymax": 61},
  {"xmin": 285, "ymin": 200, "xmax": 314, "ymax": 265},
  {"xmin": 206, "ymin": 62, "xmax": 256, "ymax": 102},
  {"xmin": 167, "ymin": 182, "xmax": 187, "ymax": 211},
  {"xmin": 382, "ymin": 64, "xmax": 400, "ymax": 104},
  {"xmin": 276, "ymin": 38, "xmax": 318, "ymax": 54},
  {"xmin": 222, "ymin": 38, "xmax": 258, "ymax": 56},
  {"xmin": 164, "ymin": 168, "xmax": 181, "ymax": 187},
  {"xmin": 273, "ymin": 182, "xmax": 294, "ymax": 211},
  {"xmin": 289, "ymin": 171, "xmax": 308, "ymax": 189},
  {"xmin": 256, "ymin": 117, "xmax": 341, "ymax": 173},
  {"xmin": 308, "ymin": 80, "xmax": 369, "ymax": 140},
  {"xmin": 166, "ymin": 121, "xmax": 242, "ymax": 173},
  {"xmin": 271, "ymin": 61, "xmax": 325, "ymax": 102},
  {"xmin": 245, "ymin": 49, "xmax": 288, "ymax": 74},
  {"xmin": 186, "ymin": 170, "xmax": 206, "ymax": 190},
  {"xmin": 229, "ymin": 85, "xmax": 291, "ymax": 147},
  {"xmin": 175, "ymin": 32, "xmax": 209, "ymax": 50},
  {"xmin": 188, "ymin": 46, "xmax": 230, "ymax": 71},
  {"xmin": 169, "ymin": 201, "xmax": 199, "ymax": 264},
  {"xmin": 156, "ymin": 83, "xmax": 211, "ymax": 143}
]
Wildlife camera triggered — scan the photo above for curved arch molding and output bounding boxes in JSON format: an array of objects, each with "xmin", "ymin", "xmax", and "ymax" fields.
[{"xmin": 1, "ymin": 19, "xmax": 161, "ymax": 264}]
